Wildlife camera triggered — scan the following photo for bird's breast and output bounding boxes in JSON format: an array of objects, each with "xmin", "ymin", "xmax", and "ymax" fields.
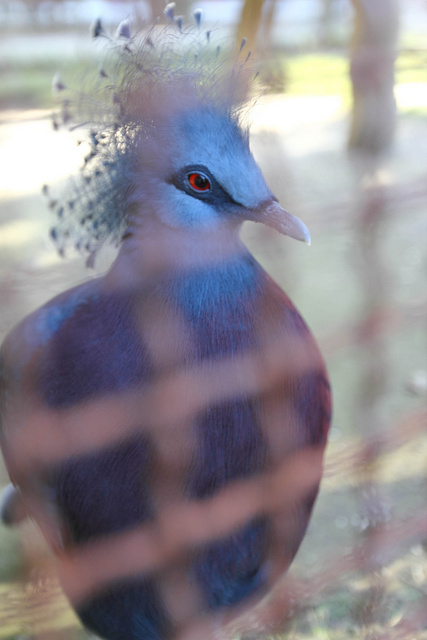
[{"xmin": 32, "ymin": 253, "xmax": 329, "ymax": 635}]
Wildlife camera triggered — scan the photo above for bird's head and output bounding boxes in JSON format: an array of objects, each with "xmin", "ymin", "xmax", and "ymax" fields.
[
  {"xmin": 121, "ymin": 100, "xmax": 310, "ymax": 249},
  {"xmin": 49, "ymin": 19, "xmax": 310, "ymax": 265}
]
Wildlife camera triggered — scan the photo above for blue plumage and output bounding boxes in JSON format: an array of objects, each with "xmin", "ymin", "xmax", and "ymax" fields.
[{"xmin": 0, "ymin": 14, "xmax": 331, "ymax": 640}]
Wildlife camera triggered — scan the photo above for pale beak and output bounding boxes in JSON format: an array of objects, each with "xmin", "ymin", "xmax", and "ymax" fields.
[{"xmin": 255, "ymin": 200, "xmax": 311, "ymax": 245}]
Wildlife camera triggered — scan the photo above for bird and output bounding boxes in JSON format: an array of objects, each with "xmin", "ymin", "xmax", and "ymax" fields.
[{"xmin": 0, "ymin": 11, "xmax": 331, "ymax": 640}]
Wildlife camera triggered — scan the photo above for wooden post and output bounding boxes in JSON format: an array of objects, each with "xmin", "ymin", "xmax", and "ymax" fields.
[
  {"xmin": 236, "ymin": 0, "xmax": 266, "ymax": 52},
  {"xmin": 348, "ymin": 0, "xmax": 399, "ymax": 155}
]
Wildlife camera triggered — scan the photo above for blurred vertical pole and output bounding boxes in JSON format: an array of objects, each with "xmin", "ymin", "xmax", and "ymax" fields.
[
  {"xmin": 348, "ymin": 3, "xmax": 399, "ymax": 625},
  {"xmin": 319, "ymin": 0, "xmax": 334, "ymax": 47},
  {"xmin": 261, "ymin": 0, "xmax": 278, "ymax": 51},
  {"xmin": 236, "ymin": 0, "xmax": 266, "ymax": 51},
  {"xmin": 351, "ymin": 177, "xmax": 392, "ymax": 629},
  {"xmin": 348, "ymin": 0, "xmax": 399, "ymax": 154},
  {"xmin": 257, "ymin": 0, "xmax": 287, "ymax": 91},
  {"xmin": 347, "ymin": 1, "xmax": 399, "ymax": 624}
]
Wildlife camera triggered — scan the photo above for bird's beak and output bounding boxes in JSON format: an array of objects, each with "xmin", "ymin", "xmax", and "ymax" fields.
[{"xmin": 254, "ymin": 201, "xmax": 311, "ymax": 245}]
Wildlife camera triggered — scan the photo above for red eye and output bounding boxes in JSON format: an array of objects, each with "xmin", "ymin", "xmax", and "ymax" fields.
[{"xmin": 187, "ymin": 172, "xmax": 211, "ymax": 192}]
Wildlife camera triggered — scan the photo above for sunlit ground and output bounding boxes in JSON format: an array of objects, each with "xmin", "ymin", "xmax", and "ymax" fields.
[{"xmin": 0, "ymin": 40, "xmax": 427, "ymax": 640}]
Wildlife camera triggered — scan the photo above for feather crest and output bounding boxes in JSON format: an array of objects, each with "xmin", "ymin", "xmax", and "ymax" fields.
[{"xmin": 48, "ymin": 19, "xmax": 258, "ymax": 261}]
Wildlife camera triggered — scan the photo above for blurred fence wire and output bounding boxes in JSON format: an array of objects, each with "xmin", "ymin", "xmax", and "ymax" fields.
[
  {"xmin": 1, "ymin": 164, "xmax": 426, "ymax": 639},
  {"xmin": 1, "ymin": 2, "xmax": 427, "ymax": 640}
]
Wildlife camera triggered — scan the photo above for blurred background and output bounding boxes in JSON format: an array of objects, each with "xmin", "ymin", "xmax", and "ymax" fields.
[{"xmin": 0, "ymin": 0, "xmax": 426, "ymax": 638}]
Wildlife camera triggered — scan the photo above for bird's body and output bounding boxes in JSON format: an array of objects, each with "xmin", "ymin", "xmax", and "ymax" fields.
[{"xmin": 0, "ymin": 17, "xmax": 331, "ymax": 640}]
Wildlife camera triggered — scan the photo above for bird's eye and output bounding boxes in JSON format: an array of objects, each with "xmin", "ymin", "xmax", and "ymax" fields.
[{"xmin": 187, "ymin": 172, "xmax": 211, "ymax": 192}]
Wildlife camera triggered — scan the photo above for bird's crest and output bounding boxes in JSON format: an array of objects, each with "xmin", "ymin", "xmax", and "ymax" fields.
[{"xmin": 46, "ymin": 9, "xmax": 258, "ymax": 264}]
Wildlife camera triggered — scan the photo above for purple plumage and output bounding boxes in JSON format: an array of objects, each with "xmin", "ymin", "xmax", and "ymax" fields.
[{"xmin": 0, "ymin": 14, "xmax": 330, "ymax": 640}]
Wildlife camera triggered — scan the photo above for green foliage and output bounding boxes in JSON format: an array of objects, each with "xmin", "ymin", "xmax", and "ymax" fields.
[
  {"xmin": 0, "ymin": 50, "xmax": 425, "ymax": 112},
  {"xmin": 0, "ymin": 58, "xmax": 95, "ymax": 109},
  {"xmin": 284, "ymin": 53, "xmax": 351, "ymax": 99}
]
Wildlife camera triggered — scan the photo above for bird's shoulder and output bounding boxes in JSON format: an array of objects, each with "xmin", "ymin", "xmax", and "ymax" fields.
[
  {"xmin": 0, "ymin": 279, "xmax": 102, "ymax": 407},
  {"xmin": 13, "ymin": 278, "xmax": 152, "ymax": 409},
  {"xmin": 258, "ymin": 271, "xmax": 332, "ymax": 443}
]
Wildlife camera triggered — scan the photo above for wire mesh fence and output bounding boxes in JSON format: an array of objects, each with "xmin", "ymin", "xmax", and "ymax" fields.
[{"xmin": 0, "ymin": 4, "xmax": 426, "ymax": 640}]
